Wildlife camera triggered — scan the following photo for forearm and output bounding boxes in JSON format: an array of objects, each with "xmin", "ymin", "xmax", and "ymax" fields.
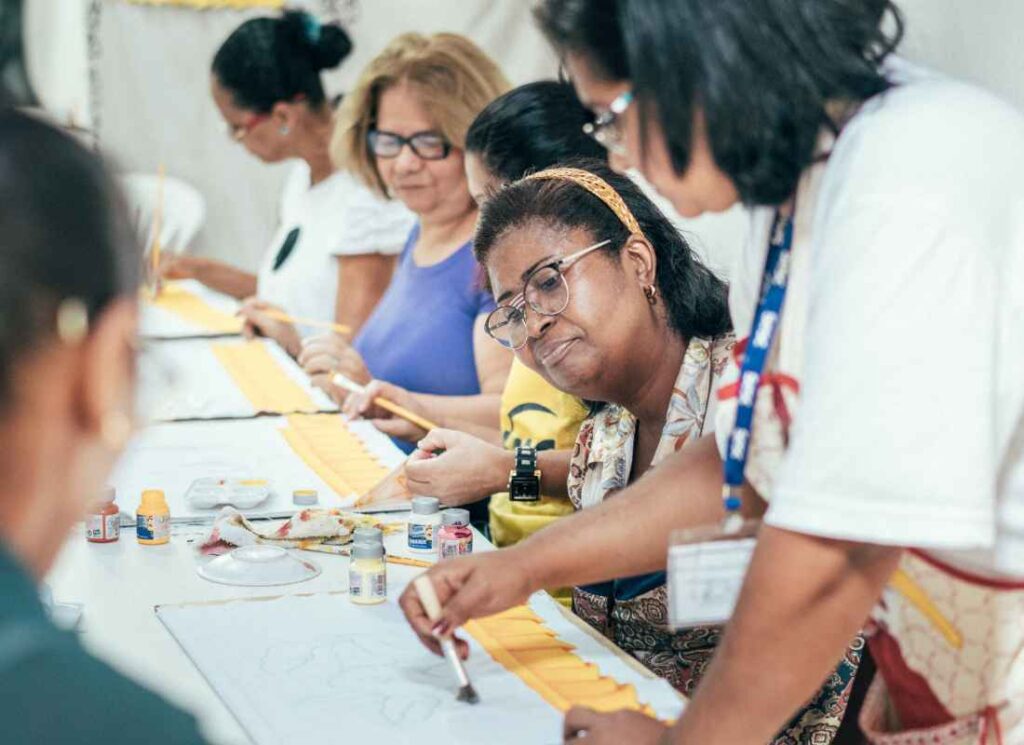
[
  {"xmin": 537, "ymin": 450, "xmax": 571, "ymax": 500},
  {"xmin": 415, "ymin": 393, "xmax": 502, "ymax": 430},
  {"xmin": 669, "ymin": 527, "xmax": 902, "ymax": 745},
  {"xmin": 192, "ymin": 258, "xmax": 257, "ymax": 299},
  {"xmin": 510, "ymin": 435, "xmax": 733, "ymax": 591}
]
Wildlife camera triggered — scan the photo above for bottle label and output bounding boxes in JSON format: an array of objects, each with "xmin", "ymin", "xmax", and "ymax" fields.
[
  {"xmin": 350, "ymin": 568, "xmax": 386, "ymax": 600},
  {"xmin": 137, "ymin": 513, "xmax": 170, "ymax": 541},
  {"xmin": 408, "ymin": 522, "xmax": 434, "ymax": 551},
  {"xmin": 87, "ymin": 513, "xmax": 121, "ymax": 542},
  {"xmin": 438, "ymin": 534, "xmax": 473, "ymax": 559}
]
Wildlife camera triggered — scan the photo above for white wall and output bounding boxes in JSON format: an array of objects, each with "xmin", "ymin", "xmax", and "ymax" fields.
[{"xmin": 897, "ymin": 0, "xmax": 1024, "ymax": 111}]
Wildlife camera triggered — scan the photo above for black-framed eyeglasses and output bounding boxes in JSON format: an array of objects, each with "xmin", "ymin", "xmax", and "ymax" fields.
[
  {"xmin": 484, "ymin": 239, "xmax": 611, "ymax": 350},
  {"xmin": 367, "ymin": 129, "xmax": 452, "ymax": 160},
  {"xmin": 582, "ymin": 89, "xmax": 634, "ymax": 157}
]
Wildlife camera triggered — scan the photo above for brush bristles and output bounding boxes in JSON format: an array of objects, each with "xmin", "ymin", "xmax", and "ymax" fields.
[{"xmin": 457, "ymin": 684, "xmax": 479, "ymax": 704}]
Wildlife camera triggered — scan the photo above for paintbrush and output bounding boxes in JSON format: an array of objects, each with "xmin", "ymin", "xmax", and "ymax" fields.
[
  {"xmin": 150, "ymin": 163, "xmax": 166, "ymax": 298},
  {"xmin": 332, "ymin": 372, "xmax": 438, "ymax": 432},
  {"xmin": 413, "ymin": 575, "xmax": 479, "ymax": 704},
  {"xmin": 261, "ymin": 309, "xmax": 352, "ymax": 336}
]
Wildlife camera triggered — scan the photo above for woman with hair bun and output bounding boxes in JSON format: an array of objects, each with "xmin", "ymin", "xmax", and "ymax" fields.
[{"xmin": 163, "ymin": 10, "xmax": 413, "ymax": 356}]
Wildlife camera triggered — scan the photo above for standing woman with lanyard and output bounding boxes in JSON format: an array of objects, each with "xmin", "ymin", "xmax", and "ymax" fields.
[
  {"xmin": 399, "ymin": 1, "xmax": 1024, "ymax": 743},
  {"xmin": 164, "ymin": 11, "xmax": 414, "ymax": 355}
]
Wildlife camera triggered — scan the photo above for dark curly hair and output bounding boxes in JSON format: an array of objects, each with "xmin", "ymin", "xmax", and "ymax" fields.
[
  {"xmin": 474, "ymin": 158, "xmax": 731, "ymax": 341},
  {"xmin": 212, "ymin": 10, "xmax": 352, "ymax": 113},
  {"xmin": 535, "ymin": 0, "xmax": 904, "ymax": 206}
]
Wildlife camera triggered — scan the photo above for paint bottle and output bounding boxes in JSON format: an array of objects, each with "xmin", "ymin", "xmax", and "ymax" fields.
[
  {"xmin": 407, "ymin": 497, "xmax": 441, "ymax": 554},
  {"xmin": 86, "ymin": 487, "xmax": 121, "ymax": 544},
  {"xmin": 349, "ymin": 540, "xmax": 386, "ymax": 605},
  {"xmin": 352, "ymin": 526, "xmax": 383, "ymax": 548},
  {"xmin": 136, "ymin": 489, "xmax": 170, "ymax": 545},
  {"xmin": 437, "ymin": 508, "xmax": 473, "ymax": 560}
]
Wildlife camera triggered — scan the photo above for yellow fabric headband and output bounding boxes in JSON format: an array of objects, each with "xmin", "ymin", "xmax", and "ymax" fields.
[{"xmin": 523, "ymin": 167, "xmax": 646, "ymax": 240}]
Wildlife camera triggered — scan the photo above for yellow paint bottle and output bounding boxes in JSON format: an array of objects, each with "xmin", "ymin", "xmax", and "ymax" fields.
[{"xmin": 136, "ymin": 489, "xmax": 170, "ymax": 545}]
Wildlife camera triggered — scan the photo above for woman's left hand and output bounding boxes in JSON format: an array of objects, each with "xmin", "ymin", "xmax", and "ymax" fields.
[
  {"xmin": 237, "ymin": 297, "xmax": 302, "ymax": 357},
  {"xmin": 563, "ymin": 708, "xmax": 669, "ymax": 744},
  {"xmin": 298, "ymin": 333, "xmax": 371, "ymax": 404}
]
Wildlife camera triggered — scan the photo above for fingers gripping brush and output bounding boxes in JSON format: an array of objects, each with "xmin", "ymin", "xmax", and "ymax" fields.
[{"xmin": 413, "ymin": 575, "xmax": 479, "ymax": 704}]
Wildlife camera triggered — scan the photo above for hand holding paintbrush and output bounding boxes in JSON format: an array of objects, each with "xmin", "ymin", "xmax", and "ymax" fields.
[
  {"xmin": 335, "ymin": 373, "xmax": 439, "ymax": 435},
  {"xmin": 414, "ymin": 575, "xmax": 479, "ymax": 704}
]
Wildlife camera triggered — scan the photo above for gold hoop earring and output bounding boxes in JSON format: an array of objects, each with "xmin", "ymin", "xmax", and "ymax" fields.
[
  {"xmin": 644, "ymin": 284, "xmax": 658, "ymax": 305},
  {"xmin": 100, "ymin": 411, "xmax": 133, "ymax": 451}
]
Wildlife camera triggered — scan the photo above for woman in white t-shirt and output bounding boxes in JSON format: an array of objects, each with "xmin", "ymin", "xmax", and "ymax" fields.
[
  {"xmin": 164, "ymin": 11, "xmax": 413, "ymax": 355},
  {"xmin": 399, "ymin": 2, "xmax": 1024, "ymax": 743}
]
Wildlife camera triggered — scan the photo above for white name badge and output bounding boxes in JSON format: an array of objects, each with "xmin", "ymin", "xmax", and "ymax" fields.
[{"xmin": 667, "ymin": 522, "xmax": 759, "ymax": 628}]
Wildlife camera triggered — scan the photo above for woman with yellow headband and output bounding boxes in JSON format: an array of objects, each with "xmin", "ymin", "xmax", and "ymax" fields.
[
  {"xmin": 467, "ymin": 161, "xmax": 735, "ymax": 688},
  {"xmin": 403, "ymin": 160, "xmax": 861, "ymax": 739}
]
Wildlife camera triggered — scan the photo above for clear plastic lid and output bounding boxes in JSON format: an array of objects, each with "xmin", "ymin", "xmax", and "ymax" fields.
[
  {"xmin": 352, "ymin": 542, "xmax": 385, "ymax": 560},
  {"xmin": 411, "ymin": 496, "xmax": 440, "ymax": 516},
  {"xmin": 441, "ymin": 508, "xmax": 470, "ymax": 527},
  {"xmin": 353, "ymin": 526, "xmax": 383, "ymax": 545}
]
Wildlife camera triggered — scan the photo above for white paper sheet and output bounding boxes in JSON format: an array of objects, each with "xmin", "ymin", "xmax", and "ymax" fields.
[
  {"xmin": 138, "ymin": 337, "xmax": 337, "ymax": 422},
  {"xmin": 156, "ymin": 592, "xmax": 684, "ymax": 745},
  {"xmin": 140, "ymin": 279, "xmax": 242, "ymax": 340},
  {"xmin": 110, "ymin": 417, "xmax": 406, "ymax": 521}
]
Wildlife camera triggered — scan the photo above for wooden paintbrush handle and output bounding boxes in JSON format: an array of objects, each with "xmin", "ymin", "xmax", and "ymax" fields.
[{"xmin": 414, "ymin": 575, "xmax": 443, "ymax": 622}]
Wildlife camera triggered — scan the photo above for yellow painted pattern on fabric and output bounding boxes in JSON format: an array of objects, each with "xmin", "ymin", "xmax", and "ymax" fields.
[
  {"xmin": 465, "ymin": 605, "xmax": 657, "ymax": 718},
  {"xmin": 279, "ymin": 414, "xmax": 390, "ymax": 496},
  {"xmin": 212, "ymin": 341, "xmax": 318, "ymax": 414},
  {"xmin": 146, "ymin": 283, "xmax": 243, "ymax": 334}
]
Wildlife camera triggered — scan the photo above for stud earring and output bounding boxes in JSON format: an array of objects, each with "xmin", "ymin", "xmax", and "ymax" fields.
[
  {"xmin": 279, "ymin": 125, "xmax": 290, "ymax": 136},
  {"xmin": 643, "ymin": 284, "xmax": 658, "ymax": 305},
  {"xmin": 100, "ymin": 411, "xmax": 133, "ymax": 451}
]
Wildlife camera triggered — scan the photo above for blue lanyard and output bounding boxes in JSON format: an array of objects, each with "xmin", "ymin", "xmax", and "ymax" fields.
[{"xmin": 721, "ymin": 210, "xmax": 794, "ymax": 514}]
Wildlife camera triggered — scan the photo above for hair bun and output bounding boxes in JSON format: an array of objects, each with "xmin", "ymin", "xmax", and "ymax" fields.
[
  {"xmin": 312, "ymin": 25, "xmax": 353, "ymax": 71},
  {"xmin": 280, "ymin": 11, "xmax": 352, "ymax": 72}
]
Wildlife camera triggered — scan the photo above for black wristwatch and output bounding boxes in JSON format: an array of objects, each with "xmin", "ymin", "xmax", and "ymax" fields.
[{"xmin": 508, "ymin": 446, "xmax": 541, "ymax": 502}]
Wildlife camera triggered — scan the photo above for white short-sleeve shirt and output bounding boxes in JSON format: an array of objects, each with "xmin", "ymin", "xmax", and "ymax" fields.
[
  {"xmin": 715, "ymin": 62, "xmax": 1024, "ymax": 578},
  {"xmin": 257, "ymin": 162, "xmax": 415, "ymax": 338}
]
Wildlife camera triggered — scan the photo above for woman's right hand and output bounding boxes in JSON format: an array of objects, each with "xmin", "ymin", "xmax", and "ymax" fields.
[
  {"xmin": 398, "ymin": 547, "xmax": 537, "ymax": 659},
  {"xmin": 298, "ymin": 333, "xmax": 371, "ymax": 404},
  {"xmin": 404, "ymin": 428, "xmax": 512, "ymax": 506}
]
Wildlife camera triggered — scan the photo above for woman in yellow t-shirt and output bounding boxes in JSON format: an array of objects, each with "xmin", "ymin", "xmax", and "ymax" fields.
[{"xmin": 343, "ymin": 81, "xmax": 604, "ymax": 545}]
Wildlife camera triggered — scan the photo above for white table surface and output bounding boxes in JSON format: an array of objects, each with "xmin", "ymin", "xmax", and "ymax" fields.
[{"xmin": 46, "ymin": 522, "xmax": 486, "ymax": 745}]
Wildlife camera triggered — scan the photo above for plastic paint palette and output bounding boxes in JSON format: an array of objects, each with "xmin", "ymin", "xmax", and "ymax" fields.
[{"xmin": 185, "ymin": 477, "xmax": 271, "ymax": 509}]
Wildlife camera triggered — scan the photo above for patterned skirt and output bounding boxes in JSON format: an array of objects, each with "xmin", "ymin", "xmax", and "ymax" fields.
[{"xmin": 573, "ymin": 584, "xmax": 863, "ymax": 743}]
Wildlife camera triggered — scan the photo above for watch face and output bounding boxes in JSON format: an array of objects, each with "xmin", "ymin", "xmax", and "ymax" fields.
[{"xmin": 509, "ymin": 478, "xmax": 540, "ymax": 502}]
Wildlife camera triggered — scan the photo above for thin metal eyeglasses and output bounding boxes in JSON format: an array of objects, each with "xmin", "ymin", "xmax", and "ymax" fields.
[
  {"xmin": 582, "ymin": 89, "xmax": 634, "ymax": 157},
  {"xmin": 367, "ymin": 129, "xmax": 452, "ymax": 160},
  {"xmin": 484, "ymin": 239, "xmax": 611, "ymax": 350}
]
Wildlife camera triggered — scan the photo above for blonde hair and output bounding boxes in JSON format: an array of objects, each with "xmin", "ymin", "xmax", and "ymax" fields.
[{"xmin": 332, "ymin": 33, "xmax": 510, "ymax": 197}]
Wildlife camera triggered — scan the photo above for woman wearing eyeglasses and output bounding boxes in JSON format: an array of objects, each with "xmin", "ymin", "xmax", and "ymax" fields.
[
  {"xmin": 299, "ymin": 33, "xmax": 513, "ymax": 474},
  {"xmin": 162, "ymin": 11, "xmax": 414, "ymax": 356}
]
